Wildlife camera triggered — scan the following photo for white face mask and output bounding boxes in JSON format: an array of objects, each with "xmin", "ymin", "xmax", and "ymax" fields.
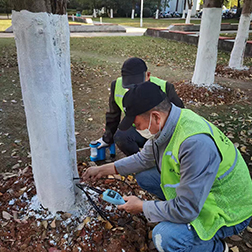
[{"xmin": 136, "ymin": 114, "xmax": 161, "ymax": 139}]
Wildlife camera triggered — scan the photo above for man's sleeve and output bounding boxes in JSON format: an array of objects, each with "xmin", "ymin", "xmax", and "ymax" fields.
[
  {"xmin": 114, "ymin": 139, "xmax": 156, "ymax": 176},
  {"xmin": 142, "ymin": 134, "xmax": 221, "ymax": 223},
  {"xmin": 102, "ymin": 81, "xmax": 122, "ymax": 144},
  {"xmin": 165, "ymin": 82, "xmax": 184, "ymax": 108}
]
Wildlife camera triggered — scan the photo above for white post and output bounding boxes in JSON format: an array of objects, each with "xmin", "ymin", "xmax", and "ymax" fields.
[
  {"xmin": 110, "ymin": 8, "xmax": 113, "ymax": 18},
  {"xmin": 12, "ymin": 10, "xmax": 79, "ymax": 213},
  {"xmin": 93, "ymin": 9, "xmax": 97, "ymax": 18},
  {"xmin": 131, "ymin": 9, "xmax": 135, "ymax": 19},
  {"xmin": 72, "ymin": 14, "xmax": 74, "ymax": 21},
  {"xmin": 140, "ymin": 0, "xmax": 143, "ymax": 27},
  {"xmin": 185, "ymin": 9, "xmax": 192, "ymax": 23},
  {"xmin": 182, "ymin": 10, "xmax": 186, "ymax": 18},
  {"xmin": 100, "ymin": 17, "xmax": 102, "ymax": 24},
  {"xmin": 192, "ymin": 8, "xmax": 222, "ymax": 86},
  {"xmin": 155, "ymin": 8, "xmax": 159, "ymax": 19},
  {"xmin": 229, "ymin": 13, "xmax": 251, "ymax": 70}
]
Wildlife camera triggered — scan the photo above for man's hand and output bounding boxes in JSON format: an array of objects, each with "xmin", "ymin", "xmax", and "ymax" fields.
[
  {"xmin": 96, "ymin": 137, "xmax": 109, "ymax": 149},
  {"xmin": 82, "ymin": 166, "xmax": 103, "ymax": 181},
  {"xmin": 117, "ymin": 196, "xmax": 143, "ymax": 214},
  {"xmin": 82, "ymin": 163, "xmax": 117, "ymax": 182}
]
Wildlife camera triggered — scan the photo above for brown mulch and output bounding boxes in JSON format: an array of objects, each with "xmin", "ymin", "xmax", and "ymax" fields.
[
  {"xmin": 174, "ymin": 80, "xmax": 248, "ymax": 106},
  {"xmin": 1, "ymin": 163, "xmax": 252, "ymax": 252},
  {"xmin": 0, "ymin": 164, "xmax": 156, "ymax": 252},
  {"xmin": 215, "ymin": 65, "xmax": 252, "ymax": 81}
]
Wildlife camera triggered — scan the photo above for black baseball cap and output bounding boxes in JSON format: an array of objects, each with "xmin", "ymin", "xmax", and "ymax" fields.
[
  {"xmin": 121, "ymin": 57, "xmax": 148, "ymax": 88},
  {"xmin": 119, "ymin": 81, "xmax": 167, "ymax": 131}
]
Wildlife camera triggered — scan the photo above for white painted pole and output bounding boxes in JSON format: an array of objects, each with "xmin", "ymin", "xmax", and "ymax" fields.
[
  {"xmin": 229, "ymin": 13, "xmax": 251, "ymax": 70},
  {"xmin": 185, "ymin": 9, "xmax": 192, "ymax": 23},
  {"xmin": 131, "ymin": 9, "xmax": 135, "ymax": 19},
  {"xmin": 155, "ymin": 9, "xmax": 159, "ymax": 19},
  {"xmin": 72, "ymin": 14, "xmax": 74, "ymax": 21},
  {"xmin": 182, "ymin": 10, "xmax": 186, "ymax": 19},
  {"xmin": 110, "ymin": 9, "xmax": 113, "ymax": 18},
  {"xmin": 192, "ymin": 8, "xmax": 222, "ymax": 86},
  {"xmin": 140, "ymin": 0, "xmax": 143, "ymax": 27},
  {"xmin": 100, "ymin": 17, "xmax": 102, "ymax": 24},
  {"xmin": 93, "ymin": 9, "xmax": 97, "ymax": 18},
  {"xmin": 12, "ymin": 10, "xmax": 79, "ymax": 213}
]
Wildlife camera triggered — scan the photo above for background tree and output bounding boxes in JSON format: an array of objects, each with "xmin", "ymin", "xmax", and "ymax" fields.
[
  {"xmin": 0, "ymin": 0, "xmax": 12, "ymax": 18},
  {"xmin": 185, "ymin": 0, "xmax": 193, "ymax": 23},
  {"xmin": 12, "ymin": 0, "xmax": 80, "ymax": 213},
  {"xmin": 228, "ymin": 0, "xmax": 252, "ymax": 69},
  {"xmin": 192, "ymin": 0, "xmax": 224, "ymax": 86}
]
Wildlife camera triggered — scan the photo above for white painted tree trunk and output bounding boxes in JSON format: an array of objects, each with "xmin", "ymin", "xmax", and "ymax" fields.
[
  {"xmin": 182, "ymin": 10, "xmax": 186, "ymax": 18},
  {"xmin": 155, "ymin": 9, "xmax": 159, "ymax": 19},
  {"xmin": 228, "ymin": 13, "xmax": 251, "ymax": 70},
  {"xmin": 12, "ymin": 10, "xmax": 79, "ymax": 213},
  {"xmin": 192, "ymin": 8, "xmax": 222, "ymax": 86},
  {"xmin": 110, "ymin": 9, "xmax": 113, "ymax": 18},
  {"xmin": 131, "ymin": 8, "xmax": 135, "ymax": 19},
  {"xmin": 93, "ymin": 9, "xmax": 97, "ymax": 18},
  {"xmin": 185, "ymin": 9, "xmax": 192, "ymax": 23},
  {"xmin": 140, "ymin": 0, "xmax": 143, "ymax": 27}
]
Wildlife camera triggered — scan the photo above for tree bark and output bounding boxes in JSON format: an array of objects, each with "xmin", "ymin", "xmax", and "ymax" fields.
[
  {"xmin": 12, "ymin": 0, "xmax": 67, "ymax": 14},
  {"xmin": 192, "ymin": 0, "xmax": 223, "ymax": 86},
  {"xmin": 228, "ymin": 0, "xmax": 252, "ymax": 69},
  {"xmin": 203, "ymin": 0, "xmax": 223, "ymax": 8}
]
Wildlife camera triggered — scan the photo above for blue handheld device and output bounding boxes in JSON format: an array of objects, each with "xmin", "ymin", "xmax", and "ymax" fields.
[
  {"xmin": 102, "ymin": 189, "xmax": 125, "ymax": 205},
  {"xmin": 89, "ymin": 141, "xmax": 116, "ymax": 162}
]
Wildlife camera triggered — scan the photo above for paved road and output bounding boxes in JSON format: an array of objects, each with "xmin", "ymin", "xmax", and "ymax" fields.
[{"xmin": 0, "ymin": 25, "xmax": 147, "ymax": 38}]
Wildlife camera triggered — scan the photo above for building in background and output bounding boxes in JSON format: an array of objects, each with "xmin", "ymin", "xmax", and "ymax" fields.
[{"xmin": 162, "ymin": 0, "xmax": 201, "ymax": 16}]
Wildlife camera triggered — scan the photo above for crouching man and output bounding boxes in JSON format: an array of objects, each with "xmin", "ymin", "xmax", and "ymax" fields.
[{"xmin": 83, "ymin": 81, "xmax": 252, "ymax": 252}]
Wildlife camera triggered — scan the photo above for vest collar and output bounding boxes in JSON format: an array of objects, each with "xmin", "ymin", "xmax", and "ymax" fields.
[{"xmin": 154, "ymin": 103, "xmax": 181, "ymax": 146}]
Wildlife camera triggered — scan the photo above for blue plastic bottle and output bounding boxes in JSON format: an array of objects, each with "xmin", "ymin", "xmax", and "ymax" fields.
[{"xmin": 89, "ymin": 141, "xmax": 116, "ymax": 161}]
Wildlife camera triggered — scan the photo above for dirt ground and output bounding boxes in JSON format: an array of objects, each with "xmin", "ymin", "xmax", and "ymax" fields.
[{"xmin": 0, "ymin": 38, "xmax": 252, "ymax": 252}]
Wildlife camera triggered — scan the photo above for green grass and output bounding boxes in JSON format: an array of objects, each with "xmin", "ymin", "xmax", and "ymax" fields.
[
  {"xmin": 0, "ymin": 19, "xmax": 12, "ymax": 32},
  {"xmin": 92, "ymin": 17, "xmax": 202, "ymax": 28},
  {"xmin": 92, "ymin": 17, "xmax": 239, "ymax": 28},
  {"xmin": 70, "ymin": 36, "xmax": 252, "ymax": 68}
]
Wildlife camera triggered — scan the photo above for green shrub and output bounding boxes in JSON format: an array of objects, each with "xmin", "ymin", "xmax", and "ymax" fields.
[{"xmin": 82, "ymin": 9, "xmax": 92, "ymax": 15}]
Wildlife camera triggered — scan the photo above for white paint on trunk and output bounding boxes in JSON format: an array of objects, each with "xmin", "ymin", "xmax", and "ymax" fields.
[
  {"xmin": 12, "ymin": 10, "xmax": 79, "ymax": 213},
  {"xmin": 155, "ymin": 9, "xmax": 159, "ymax": 19},
  {"xmin": 185, "ymin": 9, "xmax": 192, "ymax": 23},
  {"xmin": 192, "ymin": 8, "xmax": 222, "ymax": 86},
  {"xmin": 131, "ymin": 9, "xmax": 135, "ymax": 19},
  {"xmin": 229, "ymin": 13, "xmax": 251, "ymax": 70},
  {"xmin": 110, "ymin": 9, "xmax": 113, "ymax": 19},
  {"xmin": 140, "ymin": 0, "xmax": 143, "ymax": 27},
  {"xmin": 93, "ymin": 9, "xmax": 97, "ymax": 18},
  {"xmin": 182, "ymin": 10, "xmax": 186, "ymax": 19}
]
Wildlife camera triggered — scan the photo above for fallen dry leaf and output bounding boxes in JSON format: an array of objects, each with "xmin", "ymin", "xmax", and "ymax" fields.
[
  {"xmin": 2, "ymin": 211, "xmax": 12, "ymax": 220},
  {"xmin": 229, "ymin": 235, "xmax": 243, "ymax": 241},
  {"xmin": 230, "ymin": 246, "xmax": 239, "ymax": 252}
]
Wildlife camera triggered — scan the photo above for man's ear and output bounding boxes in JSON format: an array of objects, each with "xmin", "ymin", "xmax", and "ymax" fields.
[
  {"xmin": 146, "ymin": 72, "xmax": 151, "ymax": 81},
  {"xmin": 152, "ymin": 111, "xmax": 161, "ymax": 125}
]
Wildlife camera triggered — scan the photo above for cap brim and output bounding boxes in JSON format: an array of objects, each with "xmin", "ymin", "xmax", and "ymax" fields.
[
  {"xmin": 118, "ymin": 115, "xmax": 135, "ymax": 131},
  {"xmin": 122, "ymin": 73, "xmax": 145, "ymax": 88}
]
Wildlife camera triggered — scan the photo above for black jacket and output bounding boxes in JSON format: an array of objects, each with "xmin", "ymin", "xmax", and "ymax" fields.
[{"xmin": 103, "ymin": 79, "xmax": 184, "ymax": 144}]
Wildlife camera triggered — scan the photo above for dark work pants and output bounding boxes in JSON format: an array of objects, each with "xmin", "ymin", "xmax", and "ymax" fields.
[{"xmin": 113, "ymin": 126, "xmax": 147, "ymax": 156}]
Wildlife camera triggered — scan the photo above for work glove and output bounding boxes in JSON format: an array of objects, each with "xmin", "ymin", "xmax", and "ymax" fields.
[{"xmin": 96, "ymin": 137, "xmax": 110, "ymax": 149}]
